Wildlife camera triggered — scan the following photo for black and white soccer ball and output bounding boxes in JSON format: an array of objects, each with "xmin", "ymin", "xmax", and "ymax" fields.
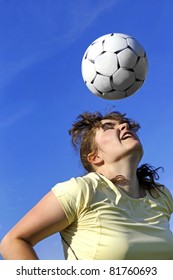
[{"xmin": 81, "ymin": 33, "xmax": 148, "ymax": 100}]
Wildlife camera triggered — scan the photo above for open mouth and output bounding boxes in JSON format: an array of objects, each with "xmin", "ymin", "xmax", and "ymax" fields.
[{"xmin": 121, "ymin": 132, "xmax": 133, "ymax": 140}]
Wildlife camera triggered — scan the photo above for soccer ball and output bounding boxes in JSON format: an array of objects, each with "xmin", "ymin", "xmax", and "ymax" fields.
[{"xmin": 81, "ymin": 33, "xmax": 148, "ymax": 100}]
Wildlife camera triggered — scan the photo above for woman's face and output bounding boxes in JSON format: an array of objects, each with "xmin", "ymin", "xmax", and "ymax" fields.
[{"xmin": 93, "ymin": 119, "xmax": 143, "ymax": 164}]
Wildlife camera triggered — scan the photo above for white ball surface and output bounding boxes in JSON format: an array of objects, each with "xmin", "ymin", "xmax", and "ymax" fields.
[{"xmin": 81, "ymin": 33, "xmax": 148, "ymax": 100}]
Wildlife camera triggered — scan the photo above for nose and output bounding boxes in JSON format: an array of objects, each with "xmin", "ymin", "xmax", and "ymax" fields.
[{"xmin": 118, "ymin": 122, "xmax": 129, "ymax": 131}]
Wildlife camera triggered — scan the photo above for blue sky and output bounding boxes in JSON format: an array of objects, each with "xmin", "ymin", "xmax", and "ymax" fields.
[{"xmin": 0, "ymin": 0, "xmax": 173, "ymax": 260}]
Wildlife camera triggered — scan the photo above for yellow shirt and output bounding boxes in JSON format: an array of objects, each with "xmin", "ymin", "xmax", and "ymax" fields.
[{"xmin": 52, "ymin": 172, "xmax": 173, "ymax": 260}]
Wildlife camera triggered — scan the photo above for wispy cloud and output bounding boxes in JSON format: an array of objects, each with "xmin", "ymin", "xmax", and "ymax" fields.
[
  {"xmin": 0, "ymin": 102, "xmax": 35, "ymax": 129},
  {"xmin": 0, "ymin": 53, "xmax": 40, "ymax": 91},
  {"xmin": 63, "ymin": 0, "xmax": 118, "ymax": 42},
  {"xmin": 0, "ymin": 0, "xmax": 119, "ymax": 90}
]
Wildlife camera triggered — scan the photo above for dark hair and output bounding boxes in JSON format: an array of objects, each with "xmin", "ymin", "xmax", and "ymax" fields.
[
  {"xmin": 69, "ymin": 111, "xmax": 164, "ymax": 195},
  {"xmin": 137, "ymin": 163, "xmax": 164, "ymax": 195}
]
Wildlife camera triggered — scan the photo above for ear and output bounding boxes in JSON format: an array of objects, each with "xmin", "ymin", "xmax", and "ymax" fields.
[{"xmin": 87, "ymin": 152, "xmax": 104, "ymax": 166}]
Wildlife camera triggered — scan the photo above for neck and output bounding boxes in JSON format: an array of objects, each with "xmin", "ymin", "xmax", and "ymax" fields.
[{"xmin": 96, "ymin": 157, "xmax": 145, "ymax": 198}]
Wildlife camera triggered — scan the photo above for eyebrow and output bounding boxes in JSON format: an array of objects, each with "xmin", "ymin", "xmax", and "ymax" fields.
[{"xmin": 101, "ymin": 120, "xmax": 119, "ymax": 125}]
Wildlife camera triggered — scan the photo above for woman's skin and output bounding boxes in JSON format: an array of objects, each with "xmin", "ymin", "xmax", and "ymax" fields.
[{"xmin": 0, "ymin": 119, "xmax": 144, "ymax": 259}]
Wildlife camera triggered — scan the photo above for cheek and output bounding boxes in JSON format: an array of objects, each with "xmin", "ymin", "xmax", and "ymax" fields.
[{"xmin": 95, "ymin": 132, "xmax": 118, "ymax": 150}]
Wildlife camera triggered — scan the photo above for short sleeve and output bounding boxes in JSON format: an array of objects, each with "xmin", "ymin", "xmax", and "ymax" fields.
[{"xmin": 51, "ymin": 177, "xmax": 92, "ymax": 224}]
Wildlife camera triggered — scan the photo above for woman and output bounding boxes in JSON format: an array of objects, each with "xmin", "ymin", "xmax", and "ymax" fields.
[{"xmin": 1, "ymin": 110, "xmax": 173, "ymax": 259}]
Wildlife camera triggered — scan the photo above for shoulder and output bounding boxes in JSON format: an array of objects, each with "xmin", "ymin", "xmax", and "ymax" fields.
[
  {"xmin": 51, "ymin": 173, "xmax": 102, "ymax": 223},
  {"xmin": 158, "ymin": 185, "xmax": 173, "ymax": 214},
  {"xmin": 52, "ymin": 172, "xmax": 101, "ymax": 205},
  {"xmin": 52, "ymin": 172, "xmax": 99, "ymax": 190}
]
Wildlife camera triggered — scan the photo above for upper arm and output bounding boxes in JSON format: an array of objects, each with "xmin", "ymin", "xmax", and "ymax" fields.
[{"xmin": 6, "ymin": 191, "xmax": 69, "ymax": 246}]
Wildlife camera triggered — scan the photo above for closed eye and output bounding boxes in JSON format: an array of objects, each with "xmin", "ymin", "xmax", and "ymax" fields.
[{"xmin": 101, "ymin": 122, "xmax": 115, "ymax": 131}]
